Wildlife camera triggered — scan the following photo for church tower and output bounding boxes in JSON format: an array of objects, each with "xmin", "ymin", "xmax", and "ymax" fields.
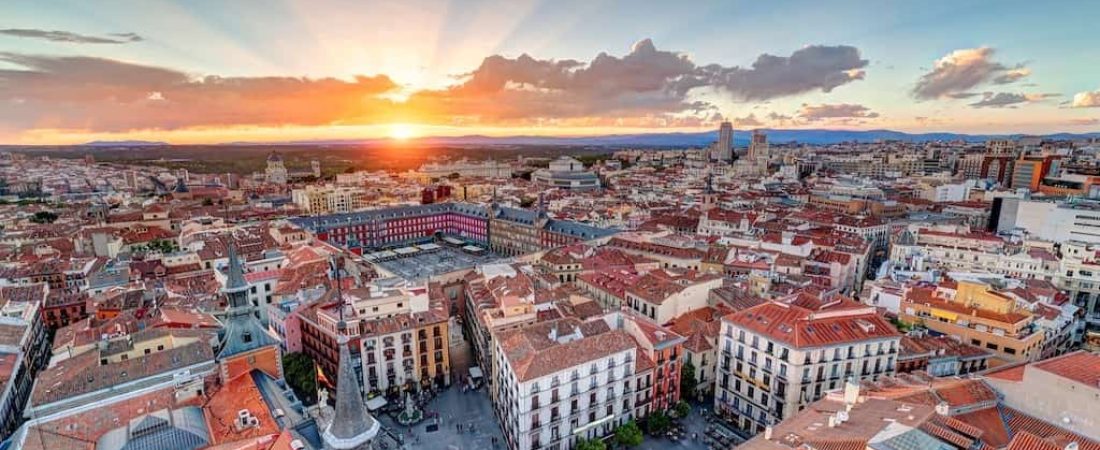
[
  {"xmin": 217, "ymin": 242, "xmax": 282, "ymax": 381},
  {"xmin": 322, "ymin": 321, "xmax": 380, "ymax": 450},
  {"xmin": 701, "ymin": 172, "xmax": 719, "ymax": 211}
]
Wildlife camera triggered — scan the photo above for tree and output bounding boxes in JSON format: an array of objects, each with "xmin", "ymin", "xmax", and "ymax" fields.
[
  {"xmin": 282, "ymin": 352, "xmax": 318, "ymax": 405},
  {"xmin": 673, "ymin": 400, "xmax": 691, "ymax": 419},
  {"xmin": 614, "ymin": 421, "xmax": 644, "ymax": 448},
  {"xmin": 680, "ymin": 360, "xmax": 698, "ymax": 401},
  {"xmin": 576, "ymin": 438, "xmax": 606, "ymax": 450},
  {"xmin": 644, "ymin": 410, "xmax": 672, "ymax": 435},
  {"xmin": 146, "ymin": 239, "xmax": 178, "ymax": 254},
  {"xmin": 30, "ymin": 211, "xmax": 58, "ymax": 224}
]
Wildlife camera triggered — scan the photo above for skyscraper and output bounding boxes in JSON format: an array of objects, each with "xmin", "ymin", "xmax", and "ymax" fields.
[
  {"xmin": 748, "ymin": 129, "xmax": 768, "ymax": 161},
  {"xmin": 713, "ymin": 121, "xmax": 734, "ymax": 161}
]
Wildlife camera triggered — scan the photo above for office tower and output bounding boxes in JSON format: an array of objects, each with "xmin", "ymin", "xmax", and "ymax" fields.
[{"xmin": 713, "ymin": 121, "xmax": 734, "ymax": 162}]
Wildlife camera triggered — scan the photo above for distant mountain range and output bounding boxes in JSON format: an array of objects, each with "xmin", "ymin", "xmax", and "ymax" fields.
[
  {"xmin": 82, "ymin": 140, "xmax": 171, "ymax": 147},
  {"xmin": 81, "ymin": 129, "xmax": 1100, "ymax": 148}
]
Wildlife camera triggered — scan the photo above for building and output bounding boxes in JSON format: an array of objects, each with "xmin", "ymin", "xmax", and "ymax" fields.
[
  {"xmin": 622, "ymin": 269, "xmax": 722, "ymax": 323},
  {"xmin": 1011, "ymin": 155, "xmax": 1060, "ymax": 191},
  {"xmin": 983, "ymin": 350, "xmax": 1100, "ymax": 442},
  {"xmin": 900, "ymin": 279, "xmax": 1044, "ymax": 364},
  {"xmin": 531, "ymin": 157, "xmax": 601, "ymax": 190},
  {"xmin": 712, "ymin": 121, "xmax": 733, "ymax": 162},
  {"xmin": 715, "ymin": 300, "xmax": 901, "ymax": 434},
  {"xmin": 895, "ymin": 333, "xmax": 991, "ymax": 376},
  {"xmin": 292, "ymin": 184, "xmax": 370, "ymax": 214},
  {"xmin": 493, "ymin": 318, "xmax": 640, "ymax": 450},
  {"xmin": 265, "ymin": 151, "xmax": 288, "ymax": 185},
  {"xmin": 0, "ymin": 285, "xmax": 50, "ymax": 439},
  {"xmin": 419, "ymin": 159, "xmax": 514, "ymax": 179},
  {"xmin": 321, "ymin": 321, "xmax": 380, "ymax": 450},
  {"xmin": 298, "ymin": 277, "xmax": 452, "ymax": 398},
  {"xmin": 748, "ymin": 130, "xmax": 768, "ymax": 161},
  {"xmin": 290, "ymin": 202, "xmax": 617, "ymax": 258},
  {"xmin": 992, "ymin": 197, "xmax": 1100, "ymax": 244}
]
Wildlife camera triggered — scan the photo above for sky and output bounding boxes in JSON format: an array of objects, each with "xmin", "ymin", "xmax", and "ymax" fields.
[{"xmin": 1, "ymin": 0, "xmax": 1098, "ymax": 144}]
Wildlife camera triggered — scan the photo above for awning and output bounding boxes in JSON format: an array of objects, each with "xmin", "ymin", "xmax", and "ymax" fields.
[
  {"xmin": 366, "ymin": 396, "xmax": 387, "ymax": 411},
  {"xmin": 931, "ymin": 309, "xmax": 958, "ymax": 322}
]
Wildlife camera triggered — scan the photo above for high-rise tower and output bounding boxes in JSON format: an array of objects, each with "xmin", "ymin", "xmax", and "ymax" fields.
[
  {"xmin": 748, "ymin": 129, "xmax": 769, "ymax": 161},
  {"xmin": 713, "ymin": 121, "xmax": 734, "ymax": 162}
]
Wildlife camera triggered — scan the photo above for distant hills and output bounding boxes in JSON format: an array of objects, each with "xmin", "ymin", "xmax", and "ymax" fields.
[
  {"xmin": 80, "ymin": 129, "xmax": 1100, "ymax": 148},
  {"xmin": 82, "ymin": 140, "xmax": 170, "ymax": 147}
]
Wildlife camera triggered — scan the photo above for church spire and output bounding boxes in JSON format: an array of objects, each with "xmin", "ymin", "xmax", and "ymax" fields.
[
  {"xmin": 217, "ymin": 240, "xmax": 277, "ymax": 360},
  {"xmin": 224, "ymin": 241, "xmax": 249, "ymax": 306},
  {"xmin": 323, "ymin": 328, "xmax": 379, "ymax": 450}
]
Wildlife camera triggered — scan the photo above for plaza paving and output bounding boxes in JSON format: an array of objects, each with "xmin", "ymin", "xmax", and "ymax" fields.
[
  {"xmin": 376, "ymin": 386, "xmax": 738, "ymax": 450},
  {"xmin": 379, "ymin": 386, "xmax": 506, "ymax": 450},
  {"xmin": 374, "ymin": 247, "xmax": 503, "ymax": 282}
]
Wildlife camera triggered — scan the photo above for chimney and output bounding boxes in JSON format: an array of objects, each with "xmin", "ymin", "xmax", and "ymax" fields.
[
  {"xmin": 764, "ymin": 426, "xmax": 773, "ymax": 440},
  {"xmin": 935, "ymin": 401, "xmax": 950, "ymax": 416},
  {"xmin": 828, "ymin": 414, "xmax": 837, "ymax": 428},
  {"xmin": 843, "ymin": 377, "xmax": 860, "ymax": 408},
  {"xmin": 782, "ymin": 231, "xmax": 794, "ymax": 245}
]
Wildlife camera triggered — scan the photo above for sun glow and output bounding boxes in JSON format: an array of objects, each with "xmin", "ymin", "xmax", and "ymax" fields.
[{"xmin": 388, "ymin": 123, "xmax": 418, "ymax": 140}]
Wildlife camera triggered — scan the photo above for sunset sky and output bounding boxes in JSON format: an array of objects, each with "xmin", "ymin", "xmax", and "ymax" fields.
[{"xmin": 2, "ymin": 0, "xmax": 1099, "ymax": 144}]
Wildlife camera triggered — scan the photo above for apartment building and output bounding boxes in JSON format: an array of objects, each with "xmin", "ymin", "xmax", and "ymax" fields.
[
  {"xmin": 493, "ymin": 318, "xmax": 639, "ymax": 450},
  {"xmin": 291, "ymin": 184, "xmax": 370, "ymax": 214},
  {"xmin": 715, "ymin": 300, "xmax": 900, "ymax": 435},
  {"xmin": 900, "ymin": 279, "xmax": 1044, "ymax": 363},
  {"xmin": 300, "ymin": 279, "xmax": 452, "ymax": 395},
  {"xmin": 623, "ymin": 269, "xmax": 722, "ymax": 323}
]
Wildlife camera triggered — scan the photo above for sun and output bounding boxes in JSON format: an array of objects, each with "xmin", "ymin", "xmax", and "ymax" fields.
[{"xmin": 388, "ymin": 123, "xmax": 418, "ymax": 140}]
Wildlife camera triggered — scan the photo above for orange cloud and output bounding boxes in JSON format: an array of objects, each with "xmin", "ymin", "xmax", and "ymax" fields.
[{"xmin": 0, "ymin": 40, "xmax": 870, "ymax": 139}]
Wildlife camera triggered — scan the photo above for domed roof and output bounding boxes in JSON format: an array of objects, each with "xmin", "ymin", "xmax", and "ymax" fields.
[{"xmin": 267, "ymin": 151, "xmax": 283, "ymax": 163}]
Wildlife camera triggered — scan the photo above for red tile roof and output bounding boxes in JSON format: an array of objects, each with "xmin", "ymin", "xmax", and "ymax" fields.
[
  {"xmin": 1032, "ymin": 350, "xmax": 1100, "ymax": 387},
  {"xmin": 723, "ymin": 301, "xmax": 900, "ymax": 348}
]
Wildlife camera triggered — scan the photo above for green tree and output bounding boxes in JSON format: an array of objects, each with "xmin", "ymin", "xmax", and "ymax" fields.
[
  {"xmin": 644, "ymin": 410, "xmax": 672, "ymax": 435},
  {"xmin": 576, "ymin": 438, "xmax": 607, "ymax": 450},
  {"xmin": 680, "ymin": 360, "xmax": 697, "ymax": 401},
  {"xmin": 614, "ymin": 421, "xmax": 644, "ymax": 448},
  {"xmin": 673, "ymin": 400, "xmax": 691, "ymax": 419},
  {"xmin": 282, "ymin": 352, "xmax": 318, "ymax": 405},
  {"xmin": 30, "ymin": 211, "xmax": 58, "ymax": 224}
]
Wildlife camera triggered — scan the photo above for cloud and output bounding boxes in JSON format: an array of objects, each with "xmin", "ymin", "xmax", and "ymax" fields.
[
  {"xmin": 1073, "ymin": 89, "xmax": 1100, "ymax": 108},
  {"xmin": 1068, "ymin": 118, "xmax": 1099, "ymax": 126},
  {"xmin": 912, "ymin": 47, "xmax": 1029, "ymax": 99},
  {"xmin": 0, "ymin": 39, "xmax": 870, "ymax": 134},
  {"xmin": 733, "ymin": 113, "xmax": 764, "ymax": 127},
  {"xmin": 993, "ymin": 67, "xmax": 1030, "ymax": 84},
  {"xmin": 702, "ymin": 45, "xmax": 868, "ymax": 101},
  {"xmin": 798, "ymin": 103, "xmax": 879, "ymax": 121},
  {"xmin": 404, "ymin": 40, "xmax": 868, "ymax": 125},
  {"xmin": 968, "ymin": 91, "xmax": 1058, "ymax": 108},
  {"xmin": 0, "ymin": 52, "xmax": 400, "ymax": 131},
  {"xmin": 0, "ymin": 28, "xmax": 143, "ymax": 44}
]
